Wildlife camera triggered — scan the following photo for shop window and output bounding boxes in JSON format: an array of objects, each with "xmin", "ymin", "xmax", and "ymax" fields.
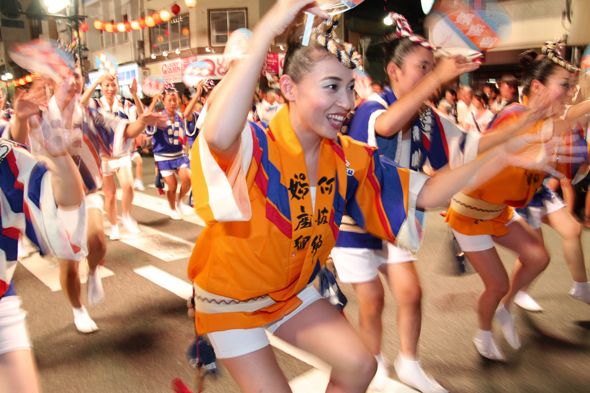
[
  {"xmin": 150, "ymin": 13, "xmax": 190, "ymax": 54},
  {"xmin": 208, "ymin": 8, "xmax": 247, "ymax": 47}
]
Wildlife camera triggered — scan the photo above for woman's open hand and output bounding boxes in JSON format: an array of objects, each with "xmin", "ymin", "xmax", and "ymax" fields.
[{"xmin": 262, "ymin": 0, "xmax": 328, "ymax": 37}]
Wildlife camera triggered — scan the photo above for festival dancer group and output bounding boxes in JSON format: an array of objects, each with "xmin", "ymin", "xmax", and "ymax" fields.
[{"xmin": 1, "ymin": 0, "xmax": 590, "ymax": 392}]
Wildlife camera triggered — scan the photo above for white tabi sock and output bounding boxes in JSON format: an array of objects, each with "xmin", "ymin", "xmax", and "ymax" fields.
[{"xmin": 73, "ymin": 306, "xmax": 99, "ymax": 333}]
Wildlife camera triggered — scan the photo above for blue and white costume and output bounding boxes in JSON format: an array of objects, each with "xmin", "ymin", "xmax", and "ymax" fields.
[
  {"xmin": 146, "ymin": 111, "xmax": 190, "ymax": 177},
  {"xmin": 332, "ymin": 86, "xmax": 480, "ymax": 281},
  {"xmin": 92, "ymin": 97, "xmax": 138, "ymax": 176},
  {"xmin": 0, "ymin": 136, "xmax": 87, "ymax": 354},
  {"xmin": 184, "ymin": 111, "xmax": 199, "ymax": 150}
]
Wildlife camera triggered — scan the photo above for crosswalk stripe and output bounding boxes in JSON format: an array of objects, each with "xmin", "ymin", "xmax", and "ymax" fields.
[
  {"xmin": 109, "ymin": 189, "xmax": 206, "ymax": 226},
  {"xmin": 134, "ymin": 265, "xmax": 193, "ymax": 299},
  {"xmin": 19, "ymin": 253, "xmax": 114, "ymax": 292},
  {"xmin": 102, "ymin": 214, "xmax": 195, "ymax": 262}
]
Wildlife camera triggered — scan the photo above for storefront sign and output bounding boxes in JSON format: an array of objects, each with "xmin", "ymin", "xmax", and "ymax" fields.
[
  {"xmin": 158, "ymin": 53, "xmax": 286, "ymax": 84},
  {"xmin": 260, "ymin": 53, "xmax": 285, "ymax": 78}
]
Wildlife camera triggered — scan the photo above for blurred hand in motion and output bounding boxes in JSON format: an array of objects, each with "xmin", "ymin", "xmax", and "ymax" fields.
[
  {"xmin": 130, "ymin": 77, "xmax": 138, "ymax": 96},
  {"xmin": 263, "ymin": 0, "xmax": 328, "ymax": 37},
  {"xmin": 139, "ymin": 110, "xmax": 166, "ymax": 127},
  {"xmin": 13, "ymin": 83, "xmax": 49, "ymax": 121},
  {"xmin": 504, "ymin": 132, "xmax": 585, "ymax": 179},
  {"xmin": 433, "ymin": 55, "xmax": 480, "ymax": 85}
]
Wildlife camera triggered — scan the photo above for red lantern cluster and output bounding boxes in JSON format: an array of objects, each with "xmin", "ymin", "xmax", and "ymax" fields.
[{"xmin": 94, "ymin": 6, "xmax": 182, "ymax": 33}]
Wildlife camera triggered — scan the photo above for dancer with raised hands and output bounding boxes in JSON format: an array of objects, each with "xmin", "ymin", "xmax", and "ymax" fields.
[
  {"xmin": 81, "ymin": 74, "xmax": 145, "ymax": 239},
  {"xmin": 188, "ymin": 1, "xmax": 564, "ymax": 392},
  {"xmin": 508, "ymin": 43, "xmax": 590, "ymax": 312},
  {"xmin": 147, "ymin": 84, "xmax": 192, "ymax": 220},
  {"xmin": 445, "ymin": 43, "xmax": 585, "ymax": 361},
  {"xmin": 330, "ymin": 12, "xmax": 552, "ymax": 392},
  {"xmin": 0, "ymin": 86, "xmax": 87, "ymax": 393}
]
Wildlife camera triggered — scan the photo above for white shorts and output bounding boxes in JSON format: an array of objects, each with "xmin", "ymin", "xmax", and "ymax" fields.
[
  {"xmin": 523, "ymin": 193, "xmax": 566, "ymax": 229},
  {"xmin": 160, "ymin": 167, "xmax": 188, "ymax": 178},
  {"xmin": 0, "ymin": 296, "xmax": 32, "ymax": 355},
  {"xmin": 101, "ymin": 155, "xmax": 132, "ymax": 177},
  {"xmin": 207, "ymin": 285, "xmax": 323, "ymax": 359},
  {"xmin": 452, "ymin": 211, "xmax": 522, "ymax": 252},
  {"xmin": 85, "ymin": 193, "xmax": 104, "ymax": 213},
  {"xmin": 131, "ymin": 151, "xmax": 141, "ymax": 161},
  {"xmin": 331, "ymin": 241, "xmax": 416, "ymax": 284}
]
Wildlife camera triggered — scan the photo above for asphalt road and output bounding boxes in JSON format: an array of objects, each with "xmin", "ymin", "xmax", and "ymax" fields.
[{"xmin": 12, "ymin": 156, "xmax": 590, "ymax": 393}]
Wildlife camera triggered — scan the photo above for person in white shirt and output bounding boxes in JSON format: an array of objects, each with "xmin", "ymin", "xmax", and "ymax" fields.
[
  {"xmin": 464, "ymin": 90, "xmax": 494, "ymax": 133},
  {"xmin": 259, "ymin": 89, "xmax": 283, "ymax": 123},
  {"xmin": 456, "ymin": 85, "xmax": 474, "ymax": 127}
]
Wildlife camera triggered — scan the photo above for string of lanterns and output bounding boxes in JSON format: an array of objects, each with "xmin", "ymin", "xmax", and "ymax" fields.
[
  {"xmin": 4, "ymin": 72, "xmax": 42, "ymax": 87},
  {"xmin": 93, "ymin": 2, "xmax": 193, "ymax": 33}
]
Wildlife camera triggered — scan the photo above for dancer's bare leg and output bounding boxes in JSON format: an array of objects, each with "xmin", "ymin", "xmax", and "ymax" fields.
[{"xmin": 0, "ymin": 350, "xmax": 40, "ymax": 393}]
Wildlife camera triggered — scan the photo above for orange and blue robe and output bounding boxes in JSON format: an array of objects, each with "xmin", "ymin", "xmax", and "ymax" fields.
[
  {"xmin": 446, "ymin": 103, "xmax": 549, "ymax": 236},
  {"xmin": 188, "ymin": 106, "xmax": 428, "ymax": 334}
]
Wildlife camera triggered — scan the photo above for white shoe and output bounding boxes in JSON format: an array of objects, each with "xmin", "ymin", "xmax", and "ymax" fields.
[
  {"xmin": 73, "ymin": 307, "xmax": 99, "ymax": 333},
  {"xmin": 170, "ymin": 209, "xmax": 182, "ymax": 220},
  {"xmin": 570, "ymin": 282, "xmax": 590, "ymax": 304},
  {"xmin": 176, "ymin": 201, "xmax": 193, "ymax": 216},
  {"xmin": 494, "ymin": 304, "xmax": 521, "ymax": 349},
  {"xmin": 473, "ymin": 330, "xmax": 505, "ymax": 361},
  {"xmin": 514, "ymin": 291, "xmax": 544, "ymax": 312},
  {"xmin": 122, "ymin": 215, "xmax": 141, "ymax": 234},
  {"xmin": 369, "ymin": 357, "xmax": 389, "ymax": 391},
  {"xmin": 109, "ymin": 225, "xmax": 120, "ymax": 240},
  {"xmin": 394, "ymin": 354, "xmax": 448, "ymax": 393},
  {"xmin": 134, "ymin": 179, "xmax": 145, "ymax": 191}
]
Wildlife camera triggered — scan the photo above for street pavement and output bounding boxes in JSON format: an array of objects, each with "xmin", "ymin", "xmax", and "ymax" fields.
[{"xmin": 13, "ymin": 156, "xmax": 590, "ymax": 393}]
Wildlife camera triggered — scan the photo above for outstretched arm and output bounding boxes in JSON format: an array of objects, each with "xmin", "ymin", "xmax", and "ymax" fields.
[
  {"xmin": 476, "ymin": 91, "xmax": 550, "ymax": 154},
  {"xmin": 184, "ymin": 80, "xmax": 204, "ymax": 122},
  {"xmin": 124, "ymin": 110, "xmax": 165, "ymax": 138},
  {"xmin": 417, "ymin": 132, "xmax": 561, "ymax": 208},
  {"xmin": 374, "ymin": 56, "xmax": 479, "ymax": 138},
  {"xmin": 80, "ymin": 74, "xmax": 110, "ymax": 107},
  {"xmin": 202, "ymin": 0, "xmax": 327, "ymax": 164},
  {"xmin": 129, "ymin": 78, "xmax": 144, "ymax": 115}
]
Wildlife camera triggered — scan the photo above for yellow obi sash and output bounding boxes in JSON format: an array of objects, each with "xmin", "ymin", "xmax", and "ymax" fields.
[{"xmin": 450, "ymin": 193, "xmax": 506, "ymax": 220}]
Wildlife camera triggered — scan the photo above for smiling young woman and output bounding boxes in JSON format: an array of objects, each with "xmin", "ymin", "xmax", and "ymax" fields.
[
  {"xmin": 186, "ymin": 2, "xmax": 565, "ymax": 392},
  {"xmin": 445, "ymin": 44, "xmax": 587, "ymax": 361}
]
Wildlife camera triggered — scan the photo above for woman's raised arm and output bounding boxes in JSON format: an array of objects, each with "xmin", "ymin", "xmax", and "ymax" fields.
[{"xmin": 202, "ymin": 0, "xmax": 326, "ymax": 163}]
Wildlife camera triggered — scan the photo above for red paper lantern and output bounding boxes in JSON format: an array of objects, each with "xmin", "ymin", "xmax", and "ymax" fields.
[
  {"xmin": 80, "ymin": 22, "xmax": 89, "ymax": 32},
  {"xmin": 145, "ymin": 16, "xmax": 155, "ymax": 27},
  {"xmin": 93, "ymin": 20, "xmax": 103, "ymax": 30},
  {"xmin": 125, "ymin": 21, "xmax": 132, "ymax": 32},
  {"xmin": 171, "ymin": 3, "xmax": 180, "ymax": 15},
  {"xmin": 152, "ymin": 11, "xmax": 162, "ymax": 25},
  {"xmin": 164, "ymin": 29, "xmax": 169, "ymax": 37},
  {"xmin": 105, "ymin": 23, "xmax": 113, "ymax": 33},
  {"xmin": 25, "ymin": 75, "xmax": 33, "ymax": 83},
  {"xmin": 138, "ymin": 17, "xmax": 146, "ymax": 29}
]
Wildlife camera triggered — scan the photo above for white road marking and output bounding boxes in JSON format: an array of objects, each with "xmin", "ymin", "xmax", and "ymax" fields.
[
  {"xmin": 19, "ymin": 253, "xmax": 114, "ymax": 292},
  {"xmin": 134, "ymin": 265, "xmax": 193, "ymax": 299},
  {"xmin": 103, "ymin": 215, "xmax": 195, "ymax": 262},
  {"xmin": 288, "ymin": 368, "xmax": 417, "ymax": 393},
  {"xmin": 107, "ymin": 189, "xmax": 206, "ymax": 226}
]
